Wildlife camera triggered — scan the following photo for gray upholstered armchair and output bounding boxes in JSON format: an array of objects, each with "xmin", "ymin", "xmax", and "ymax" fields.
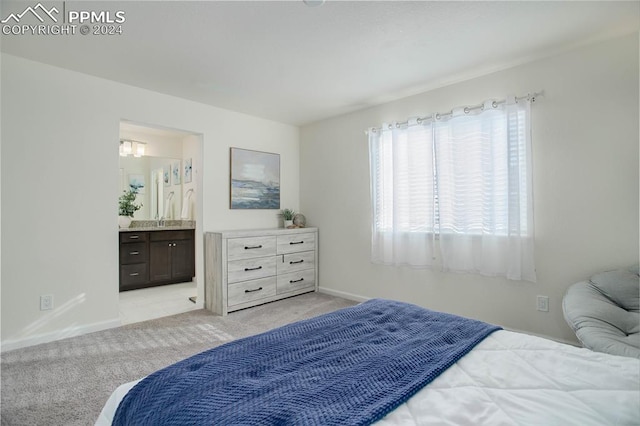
[{"xmin": 562, "ymin": 266, "xmax": 640, "ymax": 358}]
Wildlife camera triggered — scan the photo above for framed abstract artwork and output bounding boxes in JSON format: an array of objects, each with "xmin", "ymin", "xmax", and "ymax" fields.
[
  {"xmin": 230, "ymin": 147, "xmax": 280, "ymax": 209},
  {"xmin": 172, "ymin": 161, "xmax": 181, "ymax": 185},
  {"xmin": 184, "ymin": 158, "xmax": 192, "ymax": 183},
  {"xmin": 163, "ymin": 165, "xmax": 170, "ymax": 187},
  {"xmin": 128, "ymin": 174, "xmax": 145, "ymax": 194}
]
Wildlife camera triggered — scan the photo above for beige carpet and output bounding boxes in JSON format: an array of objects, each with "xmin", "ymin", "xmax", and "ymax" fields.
[{"xmin": 0, "ymin": 292, "xmax": 357, "ymax": 426}]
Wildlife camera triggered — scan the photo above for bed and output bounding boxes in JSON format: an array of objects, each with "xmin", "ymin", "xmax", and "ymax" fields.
[{"xmin": 97, "ymin": 299, "xmax": 640, "ymax": 425}]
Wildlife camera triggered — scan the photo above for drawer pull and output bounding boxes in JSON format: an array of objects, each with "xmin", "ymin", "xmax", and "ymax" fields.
[
  {"xmin": 289, "ymin": 278, "xmax": 304, "ymax": 283},
  {"xmin": 129, "ymin": 235, "xmax": 140, "ymax": 239},
  {"xmin": 244, "ymin": 287, "xmax": 263, "ymax": 293},
  {"xmin": 289, "ymin": 241, "xmax": 304, "ymax": 245},
  {"xmin": 129, "ymin": 251, "xmax": 139, "ymax": 255},
  {"xmin": 244, "ymin": 245, "xmax": 263, "ymax": 250},
  {"xmin": 129, "ymin": 272, "xmax": 139, "ymax": 276},
  {"xmin": 244, "ymin": 266, "xmax": 263, "ymax": 271},
  {"xmin": 290, "ymin": 260, "xmax": 304, "ymax": 265}
]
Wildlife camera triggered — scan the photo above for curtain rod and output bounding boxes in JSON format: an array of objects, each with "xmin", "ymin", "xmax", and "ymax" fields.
[{"xmin": 366, "ymin": 90, "xmax": 544, "ymax": 135}]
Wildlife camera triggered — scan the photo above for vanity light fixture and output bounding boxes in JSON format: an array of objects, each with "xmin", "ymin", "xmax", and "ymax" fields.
[
  {"xmin": 120, "ymin": 140, "xmax": 132, "ymax": 157},
  {"xmin": 120, "ymin": 139, "xmax": 146, "ymax": 157},
  {"xmin": 134, "ymin": 142, "xmax": 145, "ymax": 157}
]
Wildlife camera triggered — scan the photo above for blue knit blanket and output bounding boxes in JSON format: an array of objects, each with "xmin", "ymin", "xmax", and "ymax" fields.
[{"xmin": 113, "ymin": 299, "xmax": 500, "ymax": 425}]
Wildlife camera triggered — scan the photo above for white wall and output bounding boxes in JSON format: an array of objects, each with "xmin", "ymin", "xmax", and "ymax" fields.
[
  {"xmin": 300, "ymin": 33, "xmax": 639, "ymax": 344},
  {"xmin": 1, "ymin": 54, "xmax": 299, "ymax": 350}
]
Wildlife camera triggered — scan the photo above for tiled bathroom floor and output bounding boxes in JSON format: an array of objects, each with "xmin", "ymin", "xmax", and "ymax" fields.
[{"xmin": 119, "ymin": 282, "xmax": 200, "ymax": 325}]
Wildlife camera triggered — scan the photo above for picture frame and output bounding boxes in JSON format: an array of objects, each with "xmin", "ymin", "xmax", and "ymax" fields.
[
  {"xmin": 163, "ymin": 165, "xmax": 170, "ymax": 187},
  {"xmin": 184, "ymin": 158, "xmax": 192, "ymax": 183},
  {"xmin": 128, "ymin": 174, "xmax": 145, "ymax": 194},
  {"xmin": 230, "ymin": 147, "xmax": 280, "ymax": 209},
  {"xmin": 172, "ymin": 161, "xmax": 181, "ymax": 186}
]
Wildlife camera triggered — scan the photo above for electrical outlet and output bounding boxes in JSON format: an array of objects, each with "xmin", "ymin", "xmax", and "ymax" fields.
[
  {"xmin": 40, "ymin": 295, "xmax": 53, "ymax": 311},
  {"xmin": 536, "ymin": 295, "xmax": 549, "ymax": 312}
]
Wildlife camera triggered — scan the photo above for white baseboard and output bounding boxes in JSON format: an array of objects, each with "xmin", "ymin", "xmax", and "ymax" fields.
[
  {"xmin": 318, "ymin": 287, "xmax": 370, "ymax": 303},
  {"xmin": 0, "ymin": 318, "xmax": 121, "ymax": 353},
  {"xmin": 0, "ymin": 297, "xmax": 579, "ymax": 352}
]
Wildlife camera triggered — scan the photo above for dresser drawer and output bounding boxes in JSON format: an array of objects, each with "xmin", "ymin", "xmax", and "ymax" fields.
[
  {"xmin": 227, "ymin": 236, "xmax": 276, "ymax": 260},
  {"xmin": 228, "ymin": 277, "xmax": 277, "ymax": 307},
  {"xmin": 120, "ymin": 263, "xmax": 148, "ymax": 286},
  {"xmin": 277, "ymin": 269, "xmax": 316, "ymax": 294},
  {"xmin": 119, "ymin": 242, "xmax": 148, "ymax": 265},
  {"xmin": 277, "ymin": 251, "xmax": 315, "ymax": 275},
  {"xmin": 120, "ymin": 232, "xmax": 148, "ymax": 243},
  {"xmin": 277, "ymin": 232, "xmax": 316, "ymax": 254},
  {"xmin": 228, "ymin": 256, "xmax": 277, "ymax": 284}
]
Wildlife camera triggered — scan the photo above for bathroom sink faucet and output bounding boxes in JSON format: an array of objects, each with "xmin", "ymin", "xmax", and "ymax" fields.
[{"xmin": 158, "ymin": 217, "xmax": 165, "ymax": 227}]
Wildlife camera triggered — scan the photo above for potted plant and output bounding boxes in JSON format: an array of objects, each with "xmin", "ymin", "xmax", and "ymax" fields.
[
  {"xmin": 281, "ymin": 208, "xmax": 295, "ymax": 228},
  {"xmin": 118, "ymin": 188, "xmax": 142, "ymax": 228}
]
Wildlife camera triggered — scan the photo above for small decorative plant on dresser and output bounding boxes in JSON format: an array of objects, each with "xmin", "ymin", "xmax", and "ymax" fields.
[{"xmin": 281, "ymin": 208, "xmax": 295, "ymax": 228}]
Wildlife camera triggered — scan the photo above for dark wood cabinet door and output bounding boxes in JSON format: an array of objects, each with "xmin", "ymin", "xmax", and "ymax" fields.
[
  {"xmin": 171, "ymin": 239, "xmax": 195, "ymax": 279},
  {"xmin": 149, "ymin": 241, "xmax": 172, "ymax": 282}
]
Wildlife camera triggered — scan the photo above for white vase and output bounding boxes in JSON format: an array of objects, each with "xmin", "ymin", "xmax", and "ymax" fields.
[
  {"xmin": 119, "ymin": 215, "xmax": 132, "ymax": 228},
  {"xmin": 284, "ymin": 219, "xmax": 294, "ymax": 228}
]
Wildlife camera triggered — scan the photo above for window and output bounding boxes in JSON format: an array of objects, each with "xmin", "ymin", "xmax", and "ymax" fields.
[{"xmin": 368, "ymin": 97, "xmax": 536, "ymax": 281}]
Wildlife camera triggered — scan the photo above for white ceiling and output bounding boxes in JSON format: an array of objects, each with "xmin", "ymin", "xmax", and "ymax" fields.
[{"xmin": 2, "ymin": 1, "xmax": 638, "ymax": 125}]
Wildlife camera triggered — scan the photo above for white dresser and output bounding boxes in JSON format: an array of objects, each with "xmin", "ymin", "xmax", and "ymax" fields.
[{"xmin": 204, "ymin": 228, "xmax": 318, "ymax": 315}]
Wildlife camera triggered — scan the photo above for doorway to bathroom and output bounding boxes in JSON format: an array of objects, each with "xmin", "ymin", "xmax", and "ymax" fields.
[{"xmin": 118, "ymin": 120, "xmax": 203, "ymax": 324}]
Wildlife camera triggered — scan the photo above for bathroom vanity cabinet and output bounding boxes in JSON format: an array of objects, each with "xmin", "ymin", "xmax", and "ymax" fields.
[{"xmin": 119, "ymin": 228, "xmax": 195, "ymax": 291}]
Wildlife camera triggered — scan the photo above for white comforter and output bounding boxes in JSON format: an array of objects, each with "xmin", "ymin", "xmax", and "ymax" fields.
[{"xmin": 97, "ymin": 330, "xmax": 640, "ymax": 425}]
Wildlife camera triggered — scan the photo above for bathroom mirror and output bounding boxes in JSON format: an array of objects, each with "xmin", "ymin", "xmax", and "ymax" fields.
[{"xmin": 119, "ymin": 156, "xmax": 182, "ymax": 220}]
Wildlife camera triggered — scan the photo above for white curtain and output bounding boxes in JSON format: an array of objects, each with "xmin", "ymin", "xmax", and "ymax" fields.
[
  {"xmin": 369, "ymin": 119, "xmax": 437, "ymax": 267},
  {"xmin": 369, "ymin": 97, "xmax": 536, "ymax": 281}
]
